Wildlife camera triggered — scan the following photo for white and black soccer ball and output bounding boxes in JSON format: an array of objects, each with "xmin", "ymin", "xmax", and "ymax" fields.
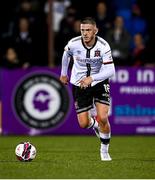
[{"xmin": 15, "ymin": 142, "xmax": 36, "ymax": 162}]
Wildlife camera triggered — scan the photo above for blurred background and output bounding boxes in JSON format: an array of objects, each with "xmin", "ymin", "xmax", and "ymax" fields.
[
  {"xmin": 0, "ymin": 0, "xmax": 155, "ymax": 136},
  {"xmin": 0, "ymin": 0, "xmax": 155, "ymax": 67}
]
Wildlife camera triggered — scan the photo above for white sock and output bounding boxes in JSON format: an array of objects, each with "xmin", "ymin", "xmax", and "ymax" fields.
[
  {"xmin": 99, "ymin": 132, "xmax": 111, "ymax": 153},
  {"xmin": 92, "ymin": 117, "xmax": 98, "ymax": 129},
  {"xmin": 99, "ymin": 132, "xmax": 111, "ymax": 139},
  {"xmin": 87, "ymin": 117, "xmax": 98, "ymax": 129}
]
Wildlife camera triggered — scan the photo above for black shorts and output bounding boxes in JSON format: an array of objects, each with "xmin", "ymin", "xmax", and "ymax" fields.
[{"xmin": 72, "ymin": 80, "xmax": 110, "ymax": 114}]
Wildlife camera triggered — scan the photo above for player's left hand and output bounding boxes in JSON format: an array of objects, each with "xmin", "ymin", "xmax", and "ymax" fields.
[{"xmin": 80, "ymin": 76, "xmax": 93, "ymax": 88}]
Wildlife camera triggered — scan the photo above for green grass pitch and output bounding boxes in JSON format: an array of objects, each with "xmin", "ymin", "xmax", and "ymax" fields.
[{"xmin": 0, "ymin": 135, "xmax": 155, "ymax": 179}]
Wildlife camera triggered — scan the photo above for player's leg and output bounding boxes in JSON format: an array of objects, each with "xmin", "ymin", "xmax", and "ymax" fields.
[
  {"xmin": 96, "ymin": 102, "xmax": 112, "ymax": 161},
  {"xmin": 89, "ymin": 105, "xmax": 100, "ymax": 138},
  {"xmin": 76, "ymin": 103, "xmax": 100, "ymax": 129},
  {"xmin": 72, "ymin": 85, "xmax": 94, "ymax": 129},
  {"xmin": 93, "ymin": 80, "xmax": 112, "ymax": 161},
  {"xmin": 77, "ymin": 111, "xmax": 91, "ymax": 128}
]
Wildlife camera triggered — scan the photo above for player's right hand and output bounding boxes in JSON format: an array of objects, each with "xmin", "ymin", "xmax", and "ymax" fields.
[{"xmin": 60, "ymin": 75, "xmax": 69, "ymax": 85}]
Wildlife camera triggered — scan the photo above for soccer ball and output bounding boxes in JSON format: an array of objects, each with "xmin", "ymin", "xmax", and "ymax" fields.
[{"xmin": 15, "ymin": 142, "xmax": 36, "ymax": 162}]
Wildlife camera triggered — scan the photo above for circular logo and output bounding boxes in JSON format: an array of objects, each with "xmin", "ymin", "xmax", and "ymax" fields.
[{"xmin": 13, "ymin": 72, "xmax": 70, "ymax": 129}]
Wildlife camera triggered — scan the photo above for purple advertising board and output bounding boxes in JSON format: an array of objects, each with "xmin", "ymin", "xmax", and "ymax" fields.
[
  {"xmin": 110, "ymin": 67, "xmax": 155, "ymax": 134},
  {"xmin": 0, "ymin": 67, "xmax": 155, "ymax": 135},
  {"xmin": 0, "ymin": 67, "xmax": 87, "ymax": 135}
]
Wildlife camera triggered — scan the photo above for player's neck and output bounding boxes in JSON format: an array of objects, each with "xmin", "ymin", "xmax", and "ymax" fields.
[{"xmin": 84, "ymin": 37, "xmax": 96, "ymax": 48}]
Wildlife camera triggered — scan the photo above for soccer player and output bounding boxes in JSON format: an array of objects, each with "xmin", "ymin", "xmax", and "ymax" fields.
[{"xmin": 60, "ymin": 17, "xmax": 115, "ymax": 161}]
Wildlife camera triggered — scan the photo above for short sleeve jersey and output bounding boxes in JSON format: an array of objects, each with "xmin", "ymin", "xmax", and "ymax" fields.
[{"xmin": 64, "ymin": 36, "xmax": 113, "ymax": 86}]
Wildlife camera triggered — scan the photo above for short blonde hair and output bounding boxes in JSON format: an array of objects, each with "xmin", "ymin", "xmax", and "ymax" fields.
[{"xmin": 81, "ymin": 17, "xmax": 96, "ymax": 26}]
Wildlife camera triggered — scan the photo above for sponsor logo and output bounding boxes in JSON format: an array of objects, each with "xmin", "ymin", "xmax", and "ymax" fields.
[
  {"xmin": 115, "ymin": 105, "xmax": 155, "ymax": 116},
  {"xmin": 94, "ymin": 49, "xmax": 101, "ymax": 57},
  {"xmin": 13, "ymin": 72, "xmax": 70, "ymax": 129}
]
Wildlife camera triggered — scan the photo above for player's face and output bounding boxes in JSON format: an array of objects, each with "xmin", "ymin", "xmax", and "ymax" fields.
[{"xmin": 80, "ymin": 24, "xmax": 97, "ymax": 45}]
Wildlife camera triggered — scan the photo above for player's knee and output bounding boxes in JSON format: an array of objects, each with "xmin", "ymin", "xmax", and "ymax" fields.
[
  {"xmin": 97, "ymin": 114, "xmax": 108, "ymax": 125},
  {"xmin": 78, "ymin": 117, "xmax": 89, "ymax": 129},
  {"xmin": 79, "ymin": 124, "xmax": 88, "ymax": 128}
]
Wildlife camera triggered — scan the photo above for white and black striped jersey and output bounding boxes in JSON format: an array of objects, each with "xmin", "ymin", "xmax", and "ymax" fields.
[{"xmin": 61, "ymin": 35, "xmax": 114, "ymax": 86}]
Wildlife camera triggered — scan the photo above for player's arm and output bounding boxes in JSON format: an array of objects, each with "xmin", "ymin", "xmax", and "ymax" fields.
[
  {"xmin": 91, "ymin": 46, "xmax": 115, "ymax": 81},
  {"xmin": 60, "ymin": 45, "xmax": 72, "ymax": 85},
  {"xmin": 91, "ymin": 62, "xmax": 115, "ymax": 81},
  {"xmin": 80, "ymin": 63, "xmax": 115, "ymax": 88}
]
